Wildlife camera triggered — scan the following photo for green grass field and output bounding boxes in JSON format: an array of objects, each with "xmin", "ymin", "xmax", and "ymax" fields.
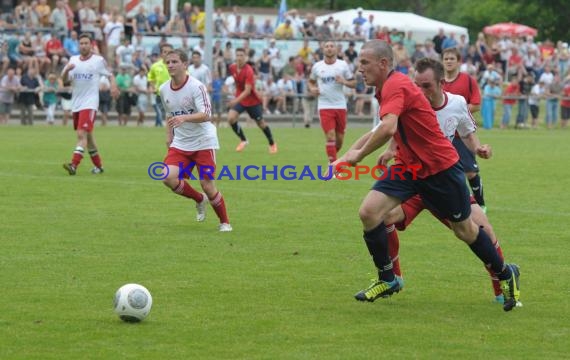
[{"xmin": 1, "ymin": 124, "xmax": 569, "ymax": 359}]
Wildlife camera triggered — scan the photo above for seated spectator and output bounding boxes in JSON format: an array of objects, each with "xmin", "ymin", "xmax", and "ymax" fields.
[
  {"xmin": 32, "ymin": 32, "xmax": 51, "ymax": 76},
  {"xmin": 63, "ymin": 31, "xmax": 80, "ymax": 58},
  {"xmin": 148, "ymin": 5, "xmax": 167, "ymax": 32},
  {"xmin": 277, "ymin": 73, "xmax": 296, "ymax": 113},
  {"xmin": 164, "ymin": 13, "xmax": 187, "ymax": 34},
  {"xmin": 315, "ymin": 19, "xmax": 332, "ymax": 41},
  {"xmin": 243, "ymin": 15, "xmax": 259, "ymax": 39},
  {"xmin": 45, "ymin": 31, "xmax": 67, "ymax": 73},
  {"xmin": 228, "ymin": 14, "xmax": 244, "ymax": 38},
  {"xmin": 133, "ymin": 6, "xmax": 150, "ymax": 34},
  {"xmin": 0, "ymin": 42, "xmax": 10, "ymax": 75},
  {"xmin": 213, "ymin": 8, "xmax": 228, "ymax": 37},
  {"xmin": 274, "ymin": 19, "xmax": 294, "ymax": 40},
  {"xmin": 258, "ymin": 19, "xmax": 274, "ymax": 39},
  {"xmin": 19, "ymin": 32, "xmax": 37, "ymax": 71},
  {"xmin": 262, "ymin": 77, "xmax": 281, "ymax": 114},
  {"xmin": 7, "ymin": 35, "xmax": 24, "ymax": 70}
]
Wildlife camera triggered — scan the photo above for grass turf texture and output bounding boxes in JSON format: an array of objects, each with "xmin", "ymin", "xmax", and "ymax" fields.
[{"xmin": 0, "ymin": 124, "xmax": 569, "ymax": 359}]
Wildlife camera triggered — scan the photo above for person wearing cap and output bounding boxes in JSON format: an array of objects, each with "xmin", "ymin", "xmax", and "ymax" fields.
[{"xmin": 353, "ymin": 7, "xmax": 366, "ymax": 26}]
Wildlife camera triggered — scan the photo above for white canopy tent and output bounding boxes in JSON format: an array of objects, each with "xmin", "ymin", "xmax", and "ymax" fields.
[{"xmin": 316, "ymin": 9, "xmax": 469, "ymax": 43}]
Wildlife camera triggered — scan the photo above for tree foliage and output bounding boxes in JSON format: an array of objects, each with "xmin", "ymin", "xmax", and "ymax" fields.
[{"xmin": 216, "ymin": 0, "xmax": 569, "ymax": 41}]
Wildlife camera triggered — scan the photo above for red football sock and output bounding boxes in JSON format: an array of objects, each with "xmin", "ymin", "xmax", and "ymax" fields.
[
  {"xmin": 88, "ymin": 149, "xmax": 103, "ymax": 168},
  {"xmin": 326, "ymin": 140, "xmax": 337, "ymax": 162},
  {"xmin": 386, "ymin": 224, "xmax": 402, "ymax": 278},
  {"xmin": 209, "ymin": 191, "xmax": 229, "ymax": 224},
  {"xmin": 71, "ymin": 146, "xmax": 84, "ymax": 167},
  {"xmin": 172, "ymin": 180, "xmax": 204, "ymax": 202},
  {"xmin": 486, "ymin": 241, "xmax": 505, "ymax": 296}
]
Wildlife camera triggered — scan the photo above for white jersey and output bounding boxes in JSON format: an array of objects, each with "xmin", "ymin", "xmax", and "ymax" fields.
[
  {"xmin": 160, "ymin": 76, "xmax": 218, "ymax": 152},
  {"xmin": 66, "ymin": 54, "xmax": 111, "ymax": 112},
  {"xmin": 310, "ymin": 59, "xmax": 353, "ymax": 110},
  {"xmin": 370, "ymin": 92, "xmax": 475, "ymax": 141},
  {"xmin": 187, "ymin": 64, "xmax": 212, "ymax": 87},
  {"xmin": 435, "ymin": 92, "xmax": 476, "ymax": 141}
]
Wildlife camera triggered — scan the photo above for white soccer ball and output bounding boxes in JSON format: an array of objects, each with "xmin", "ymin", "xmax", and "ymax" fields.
[{"xmin": 113, "ymin": 283, "xmax": 153, "ymax": 323}]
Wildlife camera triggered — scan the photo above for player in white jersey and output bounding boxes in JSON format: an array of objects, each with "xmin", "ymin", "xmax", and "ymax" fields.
[
  {"xmin": 376, "ymin": 57, "xmax": 510, "ymax": 305},
  {"xmin": 187, "ymin": 51, "xmax": 212, "ymax": 89},
  {"xmin": 62, "ymin": 33, "xmax": 119, "ymax": 175},
  {"xmin": 308, "ymin": 41, "xmax": 355, "ymax": 162},
  {"xmin": 160, "ymin": 49, "xmax": 231, "ymax": 232}
]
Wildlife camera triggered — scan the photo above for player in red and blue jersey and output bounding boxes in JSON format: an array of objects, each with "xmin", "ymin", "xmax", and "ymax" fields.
[
  {"xmin": 332, "ymin": 40, "xmax": 520, "ymax": 311},
  {"xmin": 227, "ymin": 48, "xmax": 277, "ymax": 154}
]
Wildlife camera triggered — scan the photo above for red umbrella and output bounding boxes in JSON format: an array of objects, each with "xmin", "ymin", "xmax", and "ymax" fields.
[{"xmin": 483, "ymin": 22, "xmax": 538, "ymax": 37}]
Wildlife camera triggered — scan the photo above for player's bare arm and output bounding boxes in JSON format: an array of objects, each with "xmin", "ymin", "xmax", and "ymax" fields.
[
  {"xmin": 336, "ymin": 75, "xmax": 356, "ymax": 89},
  {"xmin": 377, "ymin": 138, "xmax": 397, "ymax": 166},
  {"xmin": 307, "ymin": 79, "xmax": 320, "ymax": 96},
  {"xmin": 228, "ymin": 83, "xmax": 251, "ymax": 107},
  {"xmin": 61, "ymin": 63, "xmax": 75, "ymax": 83},
  {"xmin": 461, "ymin": 132, "xmax": 492, "ymax": 159}
]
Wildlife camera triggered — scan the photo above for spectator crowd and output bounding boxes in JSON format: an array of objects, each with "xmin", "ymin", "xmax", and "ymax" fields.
[{"xmin": 0, "ymin": 2, "xmax": 569, "ymax": 129}]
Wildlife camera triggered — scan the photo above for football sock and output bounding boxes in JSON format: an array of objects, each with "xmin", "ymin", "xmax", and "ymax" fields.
[
  {"xmin": 88, "ymin": 149, "xmax": 102, "ymax": 168},
  {"xmin": 209, "ymin": 191, "xmax": 229, "ymax": 224},
  {"xmin": 231, "ymin": 122, "xmax": 247, "ymax": 141},
  {"xmin": 173, "ymin": 180, "xmax": 204, "ymax": 202},
  {"xmin": 363, "ymin": 222, "xmax": 394, "ymax": 282},
  {"xmin": 262, "ymin": 126, "xmax": 275, "ymax": 145},
  {"xmin": 71, "ymin": 146, "xmax": 84, "ymax": 167},
  {"xmin": 386, "ymin": 224, "xmax": 402, "ymax": 278},
  {"xmin": 485, "ymin": 240, "xmax": 505, "ymax": 296},
  {"xmin": 469, "ymin": 226, "xmax": 508, "ymax": 277},
  {"xmin": 469, "ymin": 175, "xmax": 485, "ymax": 206},
  {"xmin": 326, "ymin": 140, "xmax": 337, "ymax": 162}
]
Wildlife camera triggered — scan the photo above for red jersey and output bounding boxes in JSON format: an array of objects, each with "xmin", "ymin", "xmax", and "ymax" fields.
[
  {"xmin": 503, "ymin": 83, "xmax": 519, "ymax": 105},
  {"xmin": 442, "ymin": 72, "xmax": 481, "ymax": 106},
  {"xmin": 561, "ymin": 84, "xmax": 570, "ymax": 108},
  {"xmin": 229, "ymin": 63, "xmax": 261, "ymax": 106},
  {"xmin": 45, "ymin": 39, "xmax": 63, "ymax": 56},
  {"xmin": 378, "ymin": 71, "xmax": 459, "ymax": 178}
]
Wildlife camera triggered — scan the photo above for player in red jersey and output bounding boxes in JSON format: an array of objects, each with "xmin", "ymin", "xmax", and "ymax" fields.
[
  {"xmin": 332, "ymin": 40, "xmax": 520, "ymax": 311},
  {"xmin": 380, "ymin": 58, "xmax": 506, "ymax": 303},
  {"xmin": 227, "ymin": 48, "xmax": 277, "ymax": 154},
  {"xmin": 442, "ymin": 47, "xmax": 487, "ymax": 212},
  {"xmin": 62, "ymin": 33, "xmax": 119, "ymax": 175}
]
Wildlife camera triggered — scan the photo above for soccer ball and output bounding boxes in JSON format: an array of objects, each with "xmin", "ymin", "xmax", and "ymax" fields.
[{"xmin": 113, "ymin": 283, "xmax": 153, "ymax": 323}]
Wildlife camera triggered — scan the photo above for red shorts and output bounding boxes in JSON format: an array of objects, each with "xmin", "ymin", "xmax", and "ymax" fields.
[
  {"xmin": 164, "ymin": 147, "xmax": 217, "ymax": 180},
  {"xmin": 73, "ymin": 109, "xmax": 96, "ymax": 132},
  {"xmin": 395, "ymin": 194, "xmax": 477, "ymax": 231},
  {"xmin": 319, "ymin": 109, "xmax": 347, "ymax": 134}
]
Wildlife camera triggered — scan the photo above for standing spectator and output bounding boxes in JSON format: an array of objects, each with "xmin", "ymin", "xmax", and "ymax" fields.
[
  {"xmin": 187, "ymin": 51, "xmax": 211, "ymax": 90},
  {"xmin": 545, "ymin": 73, "xmax": 562, "ymax": 129},
  {"xmin": 501, "ymin": 77, "xmax": 520, "ymax": 129},
  {"xmin": 210, "ymin": 71, "xmax": 224, "ymax": 127},
  {"xmin": 529, "ymin": 80, "xmax": 546, "ymax": 128},
  {"xmin": 133, "ymin": 6, "xmax": 150, "ymax": 34},
  {"xmin": 148, "ymin": 43, "xmax": 173, "ymax": 127},
  {"xmin": 36, "ymin": 0, "xmax": 51, "ymax": 28},
  {"xmin": 103, "ymin": 12, "xmax": 124, "ymax": 68},
  {"xmin": 115, "ymin": 65, "xmax": 133, "ymax": 126},
  {"xmin": 0, "ymin": 69, "xmax": 21, "ymax": 124},
  {"xmin": 15, "ymin": 1, "xmax": 33, "ymax": 28},
  {"xmin": 441, "ymin": 32, "xmax": 458, "ymax": 51},
  {"xmin": 132, "ymin": 66, "xmax": 149, "ymax": 127},
  {"xmin": 19, "ymin": 66, "xmax": 42, "ymax": 126},
  {"xmin": 277, "ymin": 73, "xmax": 296, "ymax": 114},
  {"xmin": 560, "ymin": 76, "xmax": 570, "ymax": 128},
  {"xmin": 115, "ymin": 37, "xmax": 136, "ymax": 69},
  {"xmin": 432, "ymin": 28, "xmax": 446, "ymax": 55},
  {"xmin": 50, "ymin": 0, "xmax": 68, "ymax": 39},
  {"xmin": 79, "ymin": 0, "xmax": 97, "ymax": 37},
  {"xmin": 256, "ymin": 49, "xmax": 272, "ymax": 82},
  {"xmin": 402, "ymin": 31, "xmax": 416, "ymax": 57},
  {"xmin": 213, "ymin": 8, "xmax": 228, "ymax": 37},
  {"xmin": 98, "ymin": 75, "xmax": 111, "ymax": 126},
  {"xmin": 179, "ymin": 2, "xmax": 192, "ymax": 33},
  {"xmin": 515, "ymin": 73, "xmax": 534, "ymax": 128},
  {"xmin": 302, "ymin": 63, "xmax": 316, "ymax": 128},
  {"xmin": 481, "ymin": 79, "xmax": 502, "ymax": 129},
  {"xmin": 43, "ymin": 72, "xmax": 60, "ymax": 125}
]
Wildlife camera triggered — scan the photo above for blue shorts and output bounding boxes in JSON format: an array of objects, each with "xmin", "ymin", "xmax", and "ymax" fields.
[
  {"xmin": 372, "ymin": 162, "xmax": 472, "ymax": 222},
  {"xmin": 452, "ymin": 136, "xmax": 479, "ymax": 173},
  {"xmin": 233, "ymin": 103, "xmax": 263, "ymax": 122}
]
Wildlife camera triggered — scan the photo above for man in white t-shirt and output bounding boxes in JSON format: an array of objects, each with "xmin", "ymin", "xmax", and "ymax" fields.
[
  {"xmin": 187, "ymin": 51, "xmax": 211, "ymax": 90},
  {"xmin": 308, "ymin": 40, "xmax": 355, "ymax": 162},
  {"xmin": 103, "ymin": 12, "xmax": 124, "ymax": 68},
  {"xmin": 160, "ymin": 49, "xmax": 231, "ymax": 232},
  {"xmin": 61, "ymin": 33, "xmax": 119, "ymax": 175}
]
